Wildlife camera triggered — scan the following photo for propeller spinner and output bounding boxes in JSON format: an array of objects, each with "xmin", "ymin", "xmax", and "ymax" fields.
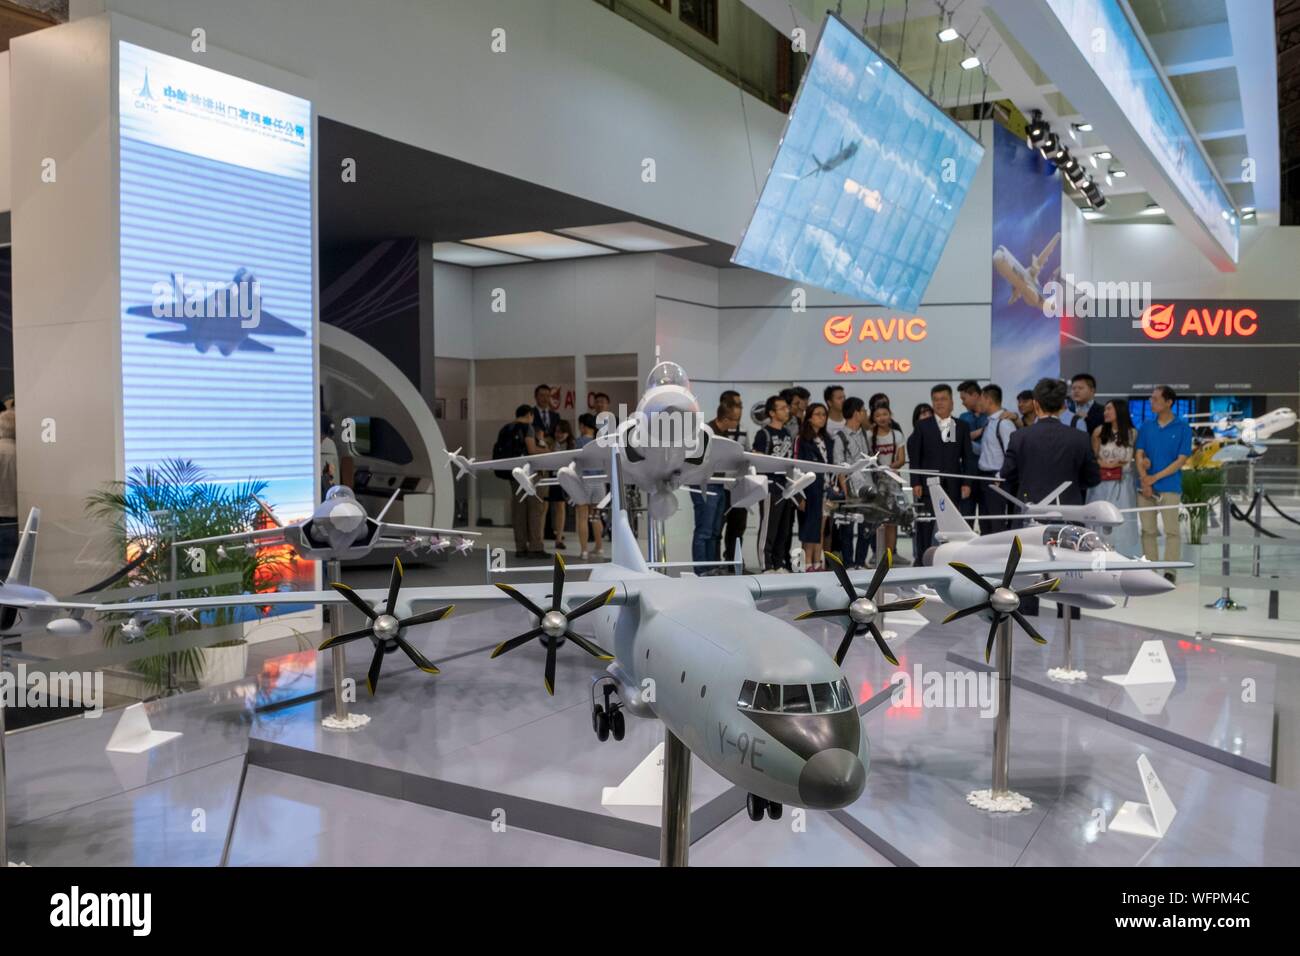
[
  {"xmin": 492, "ymin": 554, "xmax": 615, "ymax": 695},
  {"xmin": 943, "ymin": 536, "xmax": 1061, "ymax": 662},
  {"xmin": 795, "ymin": 550, "xmax": 924, "ymax": 666},
  {"xmin": 321, "ymin": 557, "xmax": 453, "ymax": 695}
]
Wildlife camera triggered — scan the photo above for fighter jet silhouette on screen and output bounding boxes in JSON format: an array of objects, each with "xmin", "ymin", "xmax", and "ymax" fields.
[
  {"xmin": 126, "ymin": 269, "xmax": 305, "ymax": 356},
  {"xmin": 800, "ymin": 139, "xmax": 860, "ymax": 179}
]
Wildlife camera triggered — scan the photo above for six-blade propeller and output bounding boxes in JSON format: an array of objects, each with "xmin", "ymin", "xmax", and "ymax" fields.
[
  {"xmin": 321, "ymin": 557, "xmax": 453, "ymax": 695},
  {"xmin": 492, "ymin": 554, "xmax": 616, "ymax": 695},
  {"xmin": 943, "ymin": 536, "xmax": 1061, "ymax": 662},
  {"xmin": 795, "ymin": 550, "xmax": 925, "ymax": 666}
]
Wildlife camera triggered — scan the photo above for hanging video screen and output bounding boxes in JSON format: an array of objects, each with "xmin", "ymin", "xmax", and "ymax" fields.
[
  {"xmin": 733, "ymin": 14, "xmax": 983, "ymax": 312},
  {"xmin": 117, "ymin": 41, "xmax": 315, "ymax": 522}
]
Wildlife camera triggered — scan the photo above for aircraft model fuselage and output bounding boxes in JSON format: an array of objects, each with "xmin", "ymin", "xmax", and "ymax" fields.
[{"xmin": 585, "ymin": 566, "xmax": 868, "ymax": 809}]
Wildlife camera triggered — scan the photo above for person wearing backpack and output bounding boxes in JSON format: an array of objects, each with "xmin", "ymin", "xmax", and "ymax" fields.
[
  {"xmin": 976, "ymin": 384, "xmax": 1017, "ymax": 534},
  {"xmin": 495, "ymin": 405, "xmax": 545, "ymax": 558}
]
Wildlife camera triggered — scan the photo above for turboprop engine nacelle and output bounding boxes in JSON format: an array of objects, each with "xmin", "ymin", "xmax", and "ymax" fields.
[{"xmin": 729, "ymin": 469, "xmax": 769, "ymax": 511}]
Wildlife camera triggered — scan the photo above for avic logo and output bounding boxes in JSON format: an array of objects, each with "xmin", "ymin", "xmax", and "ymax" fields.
[
  {"xmin": 1140, "ymin": 304, "xmax": 1258, "ymax": 340},
  {"xmin": 823, "ymin": 314, "xmax": 928, "ymax": 345}
]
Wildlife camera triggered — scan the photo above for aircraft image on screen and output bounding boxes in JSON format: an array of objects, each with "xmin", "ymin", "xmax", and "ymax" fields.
[
  {"xmin": 800, "ymin": 138, "xmax": 860, "ymax": 179},
  {"xmin": 172, "ymin": 484, "xmax": 479, "ymax": 564},
  {"xmin": 731, "ymin": 14, "xmax": 984, "ymax": 313},
  {"xmin": 126, "ymin": 268, "xmax": 306, "ymax": 356},
  {"xmin": 96, "ymin": 453, "xmax": 1186, "ymax": 817},
  {"xmin": 993, "ymin": 232, "xmax": 1060, "ymax": 309}
]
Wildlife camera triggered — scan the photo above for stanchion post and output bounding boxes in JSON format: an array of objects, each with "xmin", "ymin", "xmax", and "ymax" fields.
[{"xmin": 327, "ymin": 559, "xmax": 348, "ymax": 722}]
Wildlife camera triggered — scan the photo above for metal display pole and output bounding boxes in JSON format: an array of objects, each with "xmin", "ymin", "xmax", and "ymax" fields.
[
  {"xmin": 648, "ymin": 517, "xmax": 667, "ymax": 564},
  {"xmin": 660, "ymin": 728, "xmax": 691, "ymax": 867},
  {"xmin": 0, "ymin": 663, "xmax": 7, "ymax": 866},
  {"xmin": 327, "ymin": 559, "xmax": 348, "ymax": 722},
  {"xmin": 1060, "ymin": 612, "xmax": 1072, "ymax": 673},
  {"xmin": 1207, "ymin": 489, "xmax": 1243, "ymax": 611},
  {"xmin": 991, "ymin": 618, "xmax": 1013, "ymax": 795}
]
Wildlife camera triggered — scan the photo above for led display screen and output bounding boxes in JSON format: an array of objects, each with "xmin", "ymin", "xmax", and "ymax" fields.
[
  {"xmin": 732, "ymin": 14, "xmax": 984, "ymax": 312},
  {"xmin": 118, "ymin": 41, "xmax": 314, "ymax": 521},
  {"xmin": 1044, "ymin": 0, "xmax": 1238, "ymax": 262}
]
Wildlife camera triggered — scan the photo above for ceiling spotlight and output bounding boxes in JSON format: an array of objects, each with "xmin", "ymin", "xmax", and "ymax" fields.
[
  {"xmin": 961, "ymin": 54, "xmax": 980, "ymax": 70},
  {"xmin": 1141, "ymin": 204, "xmax": 1164, "ymax": 216},
  {"xmin": 1091, "ymin": 194, "xmax": 1108, "ymax": 209},
  {"xmin": 1110, "ymin": 168, "xmax": 1127, "ymax": 179},
  {"xmin": 1088, "ymin": 154, "xmax": 1098, "ymax": 168},
  {"xmin": 1077, "ymin": 122, "xmax": 1093, "ymax": 132},
  {"xmin": 1065, "ymin": 163, "xmax": 1086, "ymax": 184},
  {"xmin": 938, "ymin": 26, "xmax": 960, "ymax": 42},
  {"xmin": 1026, "ymin": 112, "xmax": 1049, "ymax": 148},
  {"xmin": 1038, "ymin": 132, "xmax": 1060, "ymax": 159},
  {"xmin": 1096, "ymin": 150, "xmax": 1113, "ymax": 160}
]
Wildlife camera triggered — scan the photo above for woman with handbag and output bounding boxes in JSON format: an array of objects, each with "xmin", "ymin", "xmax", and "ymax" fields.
[{"xmin": 1088, "ymin": 400, "xmax": 1140, "ymax": 556}]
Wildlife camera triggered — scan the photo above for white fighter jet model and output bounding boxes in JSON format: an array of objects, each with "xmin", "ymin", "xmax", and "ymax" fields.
[
  {"xmin": 993, "ymin": 232, "xmax": 1060, "ymax": 309},
  {"xmin": 920, "ymin": 477, "xmax": 1176, "ymax": 616},
  {"xmin": 448, "ymin": 361, "xmax": 947, "ymax": 520},
  {"xmin": 1192, "ymin": 408, "xmax": 1297, "ymax": 461},
  {"xmin": 95, "ymin": 453, "xmax": 1187, "ymax": 818},
  {"xmin": 175, "ymin": 484, "xmax": 479, "ymax": 563},
  {"xmin": 0, "ymin": 510, "xmax": 112, "ymax": 638}
]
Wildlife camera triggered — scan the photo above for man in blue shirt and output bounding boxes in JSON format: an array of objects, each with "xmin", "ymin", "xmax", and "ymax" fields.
[{"xmin": 1135, "ymin": 385, "xmax": 1194, "ymax": 578}]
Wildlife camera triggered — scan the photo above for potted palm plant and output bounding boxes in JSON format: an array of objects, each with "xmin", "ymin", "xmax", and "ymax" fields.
[
  {"xmin": 1179, "ymin": 466, "xmax": 1224, "ymax": 547},
  {"xmin": 86, "ymin": 459, "xmax": 290, "ymax": 693}
]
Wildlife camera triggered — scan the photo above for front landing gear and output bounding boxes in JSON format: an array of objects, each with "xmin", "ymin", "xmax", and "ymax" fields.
[
  {"xmin": 746, "ymin": 792, "xmax": 783, "ymax": 821},
  {"xmin": 590, "ymin": 677, "xmax": 625, "ymax": 742}
]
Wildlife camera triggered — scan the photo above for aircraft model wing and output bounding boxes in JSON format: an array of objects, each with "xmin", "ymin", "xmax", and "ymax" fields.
[
  {"xmin": 92, "ymin": 580, "xmax": 637, "ymax": 616},
  {"xmin": 378, "ymin": 523, "xmax": 482, "ymax": 538},
  {"xmin": 457, "ymin": 441, "xmax": 605, "ymax": 475},
  {"xmin": 0, "ymin": 596, "xmax": 102, "ymax": 611},
  {"xmin": 743, "ymin": 557, "xmax": 1191, "ymax": 601},
  {"xmin": 707, "ymin": 434, "xmax": 865, "ymax": 476},
  {"xmin": 175, "ymin": 526, "xmax": 287, "ymax": 548}
]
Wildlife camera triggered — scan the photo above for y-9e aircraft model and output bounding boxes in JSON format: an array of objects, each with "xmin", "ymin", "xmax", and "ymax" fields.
[{"xmin": 97, "ymin": 454, "xmax": 1187, "ymax": 819}]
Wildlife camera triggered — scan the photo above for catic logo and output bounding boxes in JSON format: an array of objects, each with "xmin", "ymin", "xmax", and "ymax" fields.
[
  {"xmin": 823, "ymin": 314, "xmax": 928, "ymax": 346},
  {"xmin": 1140, "ymin": 303, "xmax": 1258, "ymax": 340}
]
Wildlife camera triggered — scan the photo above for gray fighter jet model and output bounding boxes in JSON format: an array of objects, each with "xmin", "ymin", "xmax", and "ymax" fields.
[
  {"xmin": 95, "ymin": 454, "xmax": 1187, "ymax": 816},
  {"xmin": 126, "ymin": 269, "xmax": 305, "ymax": 356},
  {"xmin": 175, "ymin": 484, "xmax": 479, "ymax": 564}
]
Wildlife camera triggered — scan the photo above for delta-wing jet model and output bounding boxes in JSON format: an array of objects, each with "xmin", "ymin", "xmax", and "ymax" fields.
[
  {"xmin": 126, "ymin": 269, "xmax": 306, "ymax": 356},
  {"xmin": 174, "ymin": 484, "xmax": 479, "ymax": 564},
  {"xmin": 96, "ymin": 454, "xmax": 1186, "ymax": 818},
  {"xmin": 993, "ymin": 232, "xmax": 1060, "ymax": 308}
]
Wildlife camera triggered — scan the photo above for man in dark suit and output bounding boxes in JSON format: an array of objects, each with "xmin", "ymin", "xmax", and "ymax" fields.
[
  {"xmin": 1000, "ymin": 377, "xmax": 1101, "ymax": 506},
  {"xmin": 1068, "ymin": 373, "xmax": 1106, "ymax": 437},
  {"xmin": 908, "ymin": 383, "xmax": 976, "ymax": 559},
  {"xmin": 531, "ymin": 384, "xmax": 558, "ymax": 440}
]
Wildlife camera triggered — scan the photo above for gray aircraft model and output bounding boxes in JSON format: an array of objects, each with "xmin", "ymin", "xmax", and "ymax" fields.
[
  {"xmin": 95, "ymin": 454, "xmax": 1187, "ymax": 818},
  {"xmin": 174, "ymin": 484, "xmax": 479, "ymax": 564},
  {"xmin": 985, "ymin": 481, "xmax": 1207, "ymax": 531},
  {"xmin": 126, "ymin": 269, "xmax": 305, "ymax": 356}
]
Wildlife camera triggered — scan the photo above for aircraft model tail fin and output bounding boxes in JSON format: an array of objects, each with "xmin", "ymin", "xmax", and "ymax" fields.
[
  {"xmin": 608, "ymin": 447, "xmax": 649, "ymax": 573},
  {"xmin": 925, "ymin": 478, "xmax": 976, "ymax": 542},
  {"xmin": 252, "ymin": 494, "xmax": 284, "ymax": 528},
  {"xmin": 375, "ymin": 486, "xmax": 402, "ymax": 524},
  {"xmin": 1036, "ymin": 481, "xmax": 1073, "ymax": 507},
  {"xmin": 6, "ymin": 508, "xmax": 39, "ymax": 587}
]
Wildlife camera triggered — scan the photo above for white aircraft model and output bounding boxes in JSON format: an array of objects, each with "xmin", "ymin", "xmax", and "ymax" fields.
[
  {"xmin": 993, "ymin": 232, "xmax": 1060, "ymax": 309},
  {"xmin": 175, "ymin": 484, "xmax": 479, "ymax": 563},
  {"xmin": 988, "ymin": 481, "xmax": 1207, "ymax": 530},
  {"xmin": 449, "ymin": 361, "xmax": 974, "ymax": 519},
  {"xmin": 95, "ymin": 452, "xmax": 1188, "ymax": 818},
  {"xmin": 1191, "ymin": 407, "xmax": 1297, "ymax": 461}
]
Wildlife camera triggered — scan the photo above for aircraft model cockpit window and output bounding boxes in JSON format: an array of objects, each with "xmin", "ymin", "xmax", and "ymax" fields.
[
  {"xmin": 1045, "ymin": 524, "xmax": 1108, "ymax": 552},
  {"xmin": 646, "ymin": 361, "xmax": 690, "ymax": 392},
  {"xmin": 738, "ymin": 678, "xmax": 854, "ymax": 714}
]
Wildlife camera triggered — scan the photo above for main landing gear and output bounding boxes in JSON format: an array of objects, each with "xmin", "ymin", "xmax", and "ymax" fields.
[
  {"xmin": 746, "ymin": 792, "xmax": 783, "ymax": 821},
  {"xmin": 590, "ymin": 677, "xmax": 625, "ymax": 742}
]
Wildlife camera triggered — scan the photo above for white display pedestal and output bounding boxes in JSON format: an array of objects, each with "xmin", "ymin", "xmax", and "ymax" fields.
[
  {"xmin": 1110, "ymin": 754, "xmax": 1177, "ymax": 839},
  {"xmin": 105, "ymin": 703, "xmax": 182, "ymax": 754},
  {"xmin": 601, "ymin": 743, "xmax": 664, "ymax": 807}
]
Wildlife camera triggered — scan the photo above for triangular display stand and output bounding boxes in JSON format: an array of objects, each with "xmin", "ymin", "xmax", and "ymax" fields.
[
  {"xmin": 601, "ymin": 742, "xmax": 664, "ymax": 807},
  {"xmin": 105, "ymin": 702, "xmax": 182, "ymax": 754},
  {"xmin": 1110, "ymin": 754, "xmax": 1177, "ymax": 839},
  {"xmin": 1103, "ymin": 639, "xmax": 1176, "ymax": 685}
]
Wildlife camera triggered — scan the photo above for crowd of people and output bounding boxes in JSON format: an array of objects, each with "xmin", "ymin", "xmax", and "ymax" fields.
[{"xmin": 494, "ymin": 376, "xmax": 1194, "ymax": 581}]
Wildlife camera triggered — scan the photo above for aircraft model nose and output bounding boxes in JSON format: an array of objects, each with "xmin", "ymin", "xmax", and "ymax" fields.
[
  {"xmin": 1120, "ymin": 569, "xmax": 1175, "ymax": 596},
  {"xmin": 797, "ymin": 748, "xmax": 866, "ymax": 809}
]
